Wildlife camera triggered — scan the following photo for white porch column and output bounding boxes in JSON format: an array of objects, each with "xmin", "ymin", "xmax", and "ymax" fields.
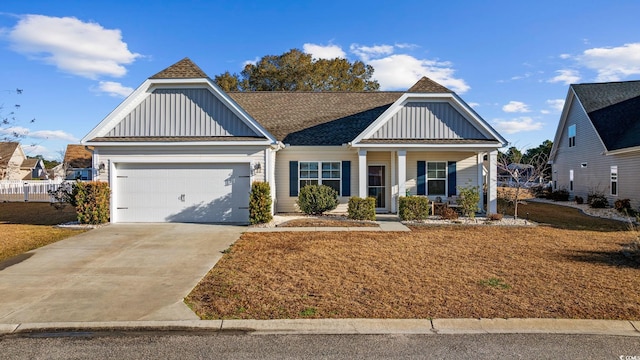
[
  {"xmin": 397, "ymin": 150, "xmax": 406, "ymax": 213},
  {"xmin": 390, "ymin": 152, "xmax": 397, "ymax": 213},
  {"xmin": 358, "ymin": 150, "xmax": 367, "ymax": 198},
  {"xmin": 266, "ymin": 148, "xmax": 277, "ymax": 215},
  {"xmin": 488, "ymin": 150, "xmax": 498, "ymax": 214},
  {"xmin": 477, "ymin": 152, "xmax": 485, "ymax": 212}
]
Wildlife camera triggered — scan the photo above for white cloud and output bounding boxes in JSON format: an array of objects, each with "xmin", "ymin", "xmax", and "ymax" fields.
[
  {"xmin": 492, "ymin": 117, "xmax": 543, "ymax": 134},
  {"xmin": 29, "ymin": 130, "xmax": 78, "ymax": 142},
  {"xmin": 7, "ymin": 14, "xmax": 140, "ymax": 79},
  {"xmin": 559, "ymin": 54, "xmax": 571, "ymax": 59},
  {"xmin": 367, "ymin": 54, "xmax": 470, "ymax": 93},
  {"xmin": 467, "ymin": 102, "xmax": 480, "ymax": 108},
  {"xmin": 97, "ymin": 81, "xmax": 134, "ymax": 97},
  {"xmin": 303, "ymin": 43, "xmax": 346, "ymax": 59},
  {"xmin": 548, "ymin": 69, "xmax": 581, "ymax": 85},
  {"xmin": 243, "ymin": 57, "xmax": 259, "ymax": 67},
  {"xmin": 546, "ymin": 99, "xmax": 565, "ymax": 112},
  {"xmin": 395, "ymin": 43, "xmax": 419, "ymax": 50},
  {"xmin": 540, "ymin": 110, "xmax": 550, "ymax": 114},
  {"xmin": 579, "ymin": 43, "xmax": 640, "ymax": 81},
  {"xmin": 349, "ymin": 43, "xmax": 394, "ymax": 61},
  {"xmin": 0, "ymin": 126, "xmax": 77, "ymax": 141},
  {"xmin": 502, "ymin": 101, "xmax": 531, "ymax": 113}
]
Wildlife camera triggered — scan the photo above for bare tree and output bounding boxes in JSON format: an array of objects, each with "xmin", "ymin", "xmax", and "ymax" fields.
[
  {"xmin": 1, "ymin": 88, "xmax": 35, "ymax": 142},
  {"xmin": 498, "ymin": 150, "xmax": 549, "ymax": 219}
]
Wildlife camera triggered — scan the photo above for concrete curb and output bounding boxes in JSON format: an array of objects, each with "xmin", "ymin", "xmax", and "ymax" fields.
[{"xmin": 2, "ymin": 319, "xmax": 639, "ymax": 336}]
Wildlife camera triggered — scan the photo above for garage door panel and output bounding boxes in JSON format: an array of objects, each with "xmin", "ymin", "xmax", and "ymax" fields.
[{"xmin": 115, "ymin": 163, "xmax": 250, "ymax": 223}]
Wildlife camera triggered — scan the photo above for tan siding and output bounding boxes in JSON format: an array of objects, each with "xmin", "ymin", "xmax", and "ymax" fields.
[
  {"xmin": 275, "ymin": 146, "xmax": 358, "ymax": 213},
  {"xmin": 406, "ymin": 152, "xmax": 479, "ymax": 198}
]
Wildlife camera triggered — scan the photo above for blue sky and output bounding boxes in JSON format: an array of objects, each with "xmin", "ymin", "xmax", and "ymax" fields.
[{"xmin": 1, "ymin": 0, "xmax": 640, "ymax": 160}]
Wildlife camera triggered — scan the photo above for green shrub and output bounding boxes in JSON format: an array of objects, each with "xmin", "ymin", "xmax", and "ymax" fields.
[
  {"xmin": 550, "ymin": 189, "xmax": 570, "ymax": 201},
  {"xmin": 398, "ymin": 196, "xmax": 429, "ymax": 221},
  {"xmin": 588, "ymin": 191, "xmax": 608, "ymax": 208},
  {"xmin": 297, "ymin": 184, "xmax": 339, "ymax": 215},
  {"xmin": 347, "ymin": 197, "xmax": 376, "ymax": 221},
  {"xmin": 440, "ymin": 207, "xmax": 459, "ymax": 220},
  {"xmin": 249, "ymin": 181, "xmax": 273, "ymax": 224},
  {"xmin": 575, "ymin": 196, "xmax": 584, "ymax": 204},
  {"xmin": 456, "ymin": 185, "xmax": 480, "ymax": 218},
  {"xmin": 74, "ymin": 181, "xmax": 110, "ymax": 224}
]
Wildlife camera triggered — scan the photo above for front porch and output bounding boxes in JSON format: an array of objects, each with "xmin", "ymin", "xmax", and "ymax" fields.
[{"xmin": 355, "ymin": 149, "xmax": 499, "ymax": 214}]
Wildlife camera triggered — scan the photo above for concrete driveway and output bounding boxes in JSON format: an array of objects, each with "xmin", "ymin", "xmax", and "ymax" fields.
[{"xmin": 0, "ymin": 223, "xmax": 244, "ymax": 323}]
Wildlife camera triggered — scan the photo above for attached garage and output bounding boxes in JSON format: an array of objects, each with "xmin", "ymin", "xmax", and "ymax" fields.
[{"xmin": 114, "ymin": 163, "xmax": 250, "ymax": 223}]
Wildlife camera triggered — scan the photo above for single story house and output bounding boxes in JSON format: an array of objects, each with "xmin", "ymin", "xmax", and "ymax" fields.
[
  {"xmin": 61, "ymin": 144, "xmax": 94, "ymax": 180},
  {"xmin": 549, "ymin": 80, "xmax": 640, "ymax": 208},
  {"xmin": 0, "ymin": 142, "xmax": 47, "ymax": 180},
  {"xmin": 81, "ymin": 58, "xmax": 507, "ymax": 223}
]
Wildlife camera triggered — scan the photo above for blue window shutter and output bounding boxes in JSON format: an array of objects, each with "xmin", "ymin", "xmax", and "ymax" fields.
[
  {"xmin": 289, "ymin": 161, "xmax": 298, "ymax": 197},
  {"xmin": 417, "ymin": 161, "xmax": 426, "ymax": 195},
  {"xmin": 341, "ymin": 161, "xmax": 351, "ymax": 196},
  {"xmin": 447, "ymin": 161, "xmax": 457, "ymax": 197}
]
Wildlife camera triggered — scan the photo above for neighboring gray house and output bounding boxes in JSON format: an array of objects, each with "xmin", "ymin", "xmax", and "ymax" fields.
[
  {"xmin": 81, "ymin": 58, "xmax": 507, "ymax": 223},
  {"xmin": 549, "ymin": 80, "xmax": 640, "ymax": 208}
]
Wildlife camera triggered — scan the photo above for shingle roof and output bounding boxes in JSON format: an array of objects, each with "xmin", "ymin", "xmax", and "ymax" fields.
[
  {"xmin": 407, "ymin": 77, "xmax": 453, "ymax": 93},
  {"xmin": 228, "ymin": 92, "xmax": 402, "ymax": 145},
  {"xmin": 20, "ymin": 158, "xmax": 39, "ymax": 169},
  {"xmin": 0, "ymin": 142, "xmax": 20, "ymax": 167},
  {"xmin": 89, "ymin": 136, "xmax": 267, "ymax": 142},
  {"xmin": 64, "ymin": 144, "xmax": 93, "ymax": 169},
  {"xmin": 572, "ymin": 80, "xmax": 640, "ymax": 151},
  {"xmin": 149, "ymin": 58, "xmax": 209, "ymax": 79}
]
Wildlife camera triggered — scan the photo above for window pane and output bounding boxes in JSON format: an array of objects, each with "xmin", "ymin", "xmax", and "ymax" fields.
[
  {"xmin": 427, "ymin": 162, "xmax": 446, "ymax": 179},
  {"xmin": 428, "ymin": 180, "xmax": 446, "ymax": 196},
  {"xmin": 611, "ymin": 181, "xmax": 617, "ymax": 195},
  {"xmin": 323, "ymin": 179, "xmax": 340, "ymax": 194},
  {"xmin": 300, "ymin": 179, "xmax": 318, "ymax": 189},
  {"xmin": 568, "ymin": 124, "xmax": 576, "ymax": 137}
]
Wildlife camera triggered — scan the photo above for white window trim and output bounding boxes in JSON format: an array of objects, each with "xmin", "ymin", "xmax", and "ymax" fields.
[
  {"xmin": 427, "ymin": 161, "xmax": 448, "ymax": 197},
  {"xmin": 299, "ymin": 161, "xmax": 342, "ymax": 196},
  {"xmin": 568, "ymin": 124, "xmax": 576, "ymax": 148},
  {"xmin": 610, "ymin": 165, "xmax": 618, "ymax": 196}
]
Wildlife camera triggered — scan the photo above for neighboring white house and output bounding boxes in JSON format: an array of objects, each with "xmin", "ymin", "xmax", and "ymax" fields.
[
  {"xmin": 81, "ymin": 58, "xmax": 507, "ymax": 223},
  {"xmin": 0, "ymin": 142, "xmax": 48, "ymax": 180},
  {"xmin": 549, "ymin": 80, "xmax": 640, "ymax": 208}
]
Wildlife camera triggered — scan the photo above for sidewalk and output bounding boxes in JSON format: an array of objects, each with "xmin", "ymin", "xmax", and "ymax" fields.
[{"xmin": 2, "ymin": 318, "xmax": 639, "ymax": 336}]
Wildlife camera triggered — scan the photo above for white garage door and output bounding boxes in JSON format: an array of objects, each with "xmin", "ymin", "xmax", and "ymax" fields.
[{"xmin": 115, "ymin": 163, "xmax": 250, "ymax": 223}]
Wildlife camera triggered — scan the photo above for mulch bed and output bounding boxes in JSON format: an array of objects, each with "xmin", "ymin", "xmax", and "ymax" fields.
[
  {"xmin": 277, "ymin": 217, "xmax": 378, "ymax": 228},
  {"xmin": 186, "ymin": 222, "xmax": 640, "ymax": 320}
]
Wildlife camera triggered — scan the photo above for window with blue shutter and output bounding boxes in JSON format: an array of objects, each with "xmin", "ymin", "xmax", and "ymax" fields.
[
  {"xmin": 341, "ymin": 161, "xmax": 351, "ymax": 196},
  {"xmin": 417, "ymin": 161, "xmax": 426, "ymax": 195},
  {"xmin": 289, "ymin": 161, "xmax": 298, "ymax": 196},
  {"xmin": 447, "ymin": 161, "xmax": 456, "ymax": 197}
]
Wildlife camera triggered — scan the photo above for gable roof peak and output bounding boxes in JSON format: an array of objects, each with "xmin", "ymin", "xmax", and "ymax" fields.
[
  {"xmin": 407, "ymin": 76, "xmax": 453, "ymax": 93},
  {"xmin": 149, "ymin": 57, "xmax": 209, "ymax": 79}
]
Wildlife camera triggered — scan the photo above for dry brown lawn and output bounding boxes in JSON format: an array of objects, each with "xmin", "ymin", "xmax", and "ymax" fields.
[
  {"xmin": 0, "ymin": 202, "xmax": 85, "ymax": 262},
  {"xmin": 186, "ymin": 202, "xmax": 639, "ymax": 320}
]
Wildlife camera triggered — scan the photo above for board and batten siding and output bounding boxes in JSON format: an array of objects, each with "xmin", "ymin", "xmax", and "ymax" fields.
[
  {"xmin": 107, "ymin": 89, "xmax": 258, "ymax": 137},
  {"xmin": 405, "ymin": 152, "xmax": 480, "ymax": 197},
  {"xmin": 92, "ymin": 146, "xmax": 268, "ymax": 184},
  {"xmin": 370, "ymin": 102, "xmax": 488, "ymax": 140},
  {"xmin": 275, "ymin": 146, "xmax": 358, "ymax": 213},
  {"xmin": 553, "ymin": 96, "xmax": 640, "ymax": 208}
]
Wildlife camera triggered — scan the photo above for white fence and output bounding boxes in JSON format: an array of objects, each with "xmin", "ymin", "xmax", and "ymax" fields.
[{"xmin": 0, "ymin": 179, "xmax": 67, "ymax": 202}]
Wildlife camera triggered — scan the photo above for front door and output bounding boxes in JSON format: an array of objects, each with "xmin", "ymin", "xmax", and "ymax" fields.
[{"xmin": 368, "ymin": 165, "xmax": 386, "ymax": 209}]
